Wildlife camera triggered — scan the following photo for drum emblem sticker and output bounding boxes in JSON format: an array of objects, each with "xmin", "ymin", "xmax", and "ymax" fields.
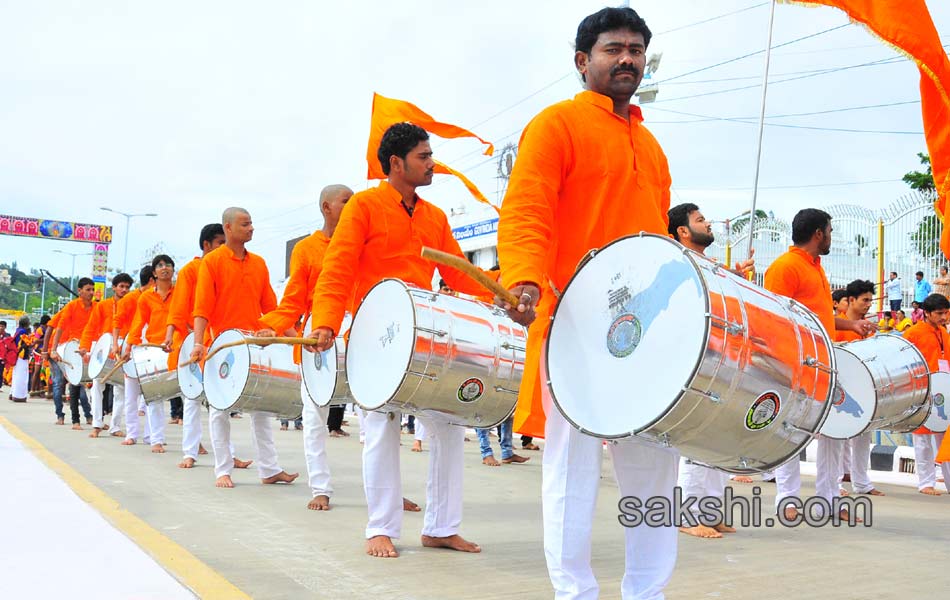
[
  {"xmin": 380, "ymin": 322, "xmax": 400, "ymax": 348},
  {"xmin": 933, "ymin": 393, "xmax": 946, "ymax": 419},
  {"xmin": 314, "ymin": 349, "xmax": 324, "ymax": 371},
  {"xmin": 606, "ymin": 313, "xmax": 642, "ymax": 358},
  {"xmin": 832, "ymin": 385, "xmax": 864, "ymax": 417},
  {"xmin": 457, "ymin": 378, "xmax": 484, "ymax": 403},
  {"xmin": 96, "ymin": 349, "xmax": 104, "ymax": 363},
  {"xmin": 189, "ymin": 362, "xmax": 203, "ymax": 382},
  {"xmin": 745, "ymin": 392, "xmax": 780, "ymax": 431},
  {"xmin": 218, "ymin": 349, "xmax": 235, "ymax": 380}
]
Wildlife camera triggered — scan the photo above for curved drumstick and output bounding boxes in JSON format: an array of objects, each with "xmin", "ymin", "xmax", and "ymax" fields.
[
  {"xmin": 181, "ymin": 336, "xmax": 320, "ymax": 367},
  {"xmin": 420, "ymin": 246, "xmax": 520, "ymax": 306},
  {"xmin": 98, "ymin": 358, "xmax": 129, "ymax": 383}
]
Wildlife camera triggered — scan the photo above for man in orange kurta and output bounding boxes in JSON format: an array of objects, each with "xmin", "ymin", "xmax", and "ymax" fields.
[
  {"xmin": 125, "ymin": 255, "xmax": 176, "ymax": 454},
  {"xmin": 902, "ymin": 293, "xmax": 950, "ymax": 495},
  {"xmin": 495, "ymin": 8, "xmax": 678, "ymax": 597},
  {"xmin": 764, "ymin": 209, "xmax": 875, "ymax": 521},
  {"xmin": 48, "ymin": 277, "xmax": 96, "ymax": 428},
  {"xmin": 189, "ymin": 207, "xmax": 298, "ymax": 489},
  {"xmin": 309, "ymin": 123, "xmax": 486, "ymax": 560},
  {"xmin": 112, "ymin": 266, "xmax": 155, "ymax": 445},
  {"xmin": 162, "ymin": 223, "xmax": 226, "ymax": 469},
  {"xmin": 257, "ymin": 184, "xmax": 352, "ymax": 511},
  {"xmin": 79, "ymin": 272, "xmax": 133, "ymax": 437}
]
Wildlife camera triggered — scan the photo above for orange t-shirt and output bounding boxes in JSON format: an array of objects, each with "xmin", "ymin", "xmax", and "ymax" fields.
[
  {"xmin": 127, "ymin": 286, "xmax": 175, "ymax": 346},
  {"xmin": 193, "ymin": 244, "xmax": 277, "ymax": 337},
  {"xmin": 261, "ymin": 230, "xmax": 330, "ymax": 334},
  {"xmin": 49, "ymin": 298, "xmax": 94, "ymax": 344},
  {"xmin": 310, "ymin": 180, "xmax": 485, "ymax": 335},
  {"xmin": 764, "ymin": 246, "xmax": 835, "ymax": 336},
  {"xmin": 113, "ymin": 288, "xmax": 145, "ymax": 338},
  {"xmin": 80, "ymin": 297, "xmax": 118, "ymax": 351},
  {"xmin": 834, "ymin": 328, "xmax": 867, "ymax": 343},
  {"xmin": 496, "ymin": 90, "xmax": 672, "ymax": 438},
  {"xmin": 903, "ymin": 320, "xmax": 950, "ymax": 434}
]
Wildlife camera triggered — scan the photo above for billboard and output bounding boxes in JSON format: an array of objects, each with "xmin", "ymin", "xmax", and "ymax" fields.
[{"xmin": 0, "ymin": 214, "xmax": 113, "ymax": 244}]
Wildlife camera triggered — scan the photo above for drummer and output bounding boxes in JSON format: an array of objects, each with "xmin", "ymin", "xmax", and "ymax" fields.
[
  {"xmin": 764, "ymin": 209, "xmax": 875, "ymax": 520},
  {"xmin": 308, "ymin": 123, "xmax": 489, "ymax": 559},
  {"xmin": 79, "ymin": 272, "xmax": 134, "ymax": 438},
  {"xmin": 189, "ymin": 207, "xmax": 299, "ymax": 489},
  {"xmin": 113, "ymin": 265, "xmax": 155, "ymax": 446},
  {"xmin": 125, "ymin": 255, "xmax": 176, "ymax": 454},
  {"xmin": 46, "ymin": 277, "xmax": 96, "ymax": 429},
  {"xmin": 256, "ymin": 184, "xmax": 352, "ymax": 511},
  {"xmin": 832, "ymin": 280, "xmax": 884, "ymax": 498},
  {"xmin": 496, "ymin": 7, "xmax": 680, "ymax": 597},
  {"xmin": 901, "ymin": 293, "xmax": 950, "ymax": 495},
  {"xmin": 668, "ymin": 202, "xmax": 753, "ymax": 538}
]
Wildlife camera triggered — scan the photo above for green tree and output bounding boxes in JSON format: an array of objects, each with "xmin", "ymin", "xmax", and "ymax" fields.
[
  {"xmin": 730, "ymin": 209, "xmax": 769, "ymax": 234},
  {"xmin": 902, "ymin": 153, "xmax": 935, "ymax": 193},
  {"xmin": 910, "ymin": 214, "xmax": 941, "ymax": 261}
]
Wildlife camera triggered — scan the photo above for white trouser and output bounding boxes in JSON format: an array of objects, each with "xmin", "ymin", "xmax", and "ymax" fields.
[
  {"xmin": 11, "ymin": 357, "xmax": 29, "ymax": 398},
  {"xmin": 181, "ymin": 398, "xmax": 203, "ymax": 460},
  {"xmin": 414, "ymin": 418, "xmax": 426, "ymax": 442},
  {"xmin": 301, "ymin": 383, "xmax": 332, "ymax": 497},
  {"xmin": 139, "ymin": 395, "xmax": 151, "ymax": 442},
  {"xmin": 543, "ymin": 398, "xmax": 679, "ymax": 600},
  {"xmin": 124, "ymin": 376, "xmax": 143, "ymax": 441},
  {"xmin": 761, "ymin": 471, "xmax": 775, "ymax": 482},
  {"xmin": 110, "ymin": 383, "xmax": 125, "ymax": 432},
  {"xmin": 678, "ymin": 460, "xmax": 729, "ymax": 519},
  {"xmin": 362, "ymin": 411, "xmax": 464, "ymax": 539},
  {"xmin": 209, "ymin": 408, "xmax": 282, "ymax": 479},
  {"xmin": 815, "ymin": 437, "xmax": 845, "ymax": 514},
  {"xmin": 774, "ymin": 456, "xmax": 801, "ymax": 512},
  {"xmin": 913, "ymin": 432, "xmax": 950, "ymax": 491},
  {"xmin": 847, "ymin": 433, "xmax": 873, "ymax": 493},
  {"xmin": 358, "ymin": 408, "xmax": 366, "ymax": 443},
  {"xmin": 90, "ymin": 379, "xmax": 105, "ymax": 428},
  {"xmin": 146, "ymin": 400, "xmax": 166, "ymax": 445}
]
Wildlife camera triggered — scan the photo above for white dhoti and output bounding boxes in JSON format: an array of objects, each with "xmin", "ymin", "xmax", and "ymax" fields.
[
  {"xmin": 913, "ymin": 432, "xmax": 950, "ymax": 492},
  {"xmin": 110, "ymin": 383, "xmax": 125, "ymax": 433},
  {"xmin": 301, "ymin": 385, "xmax": 332, "ymax": 497},
  {"xmin": 146, "ymin": 399, "xmax": 166, "ymax": 445},
  {"xmin": 209, "ymin": 408, "xmax": 282, "ymax": 480},
  {"xmin": 123, "ymin": 376, "xmax": 143, "ymax": 441},
  {"xmin": 774, "ymin": 456, "xmax": 801, "ymax": 513},
  {"xmin": 678, "ymin": 459, "xmax": 730, "ymax": 520},
  {"xmin": 90, "ymin": 379, "xmax": 105, "ymax": 429},
  {"xmin": 10, "ymin": 357, "xmax": 29, "ymax": 399},
  {"xmin": 848, "ymin": 432, "xmax": 873, "ymax": 493},
  {"xmin": 815, "ymin": 436, "xmax": 846, "ymax": 516},
  {"xmin": 181, "ymin": 398, "xmax": 203, "ymax": 461}
]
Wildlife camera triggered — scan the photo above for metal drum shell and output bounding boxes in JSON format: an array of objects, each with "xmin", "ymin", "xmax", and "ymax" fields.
[
  {"xmin": 58, "ymin": 340, "xmax": 92, "ymax": 385},
  {"xmin": 88, "ymin": 333, "xmax": 124, "ymax": 386},
  {"xmin": 546, "ymin": 233, "xmax": 835, "ymax": 474},
  {"xmin": 346, "ymin": 279, "xmax": 525, "ymax": 429},
  {"xmin": 131, "ymin": 345, "xmax": 180, "ymax": 404},
  {"xmin": 204, "ymin": 329, "xmax": 303, "ymax": 419}
]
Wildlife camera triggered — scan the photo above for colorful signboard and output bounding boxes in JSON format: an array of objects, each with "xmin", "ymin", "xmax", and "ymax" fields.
[{"xmin": 0, "ymin": 214, "xmax": 113, "ymax": 244}]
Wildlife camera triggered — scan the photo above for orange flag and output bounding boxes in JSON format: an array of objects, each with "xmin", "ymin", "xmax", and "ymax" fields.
[
  {"xmin": 782, "ymin": 1, "xmax": 950, "ymax": 256},
  {"xmin": 366, "ymin": 93, "xmax": 496, "ymax": 208}
]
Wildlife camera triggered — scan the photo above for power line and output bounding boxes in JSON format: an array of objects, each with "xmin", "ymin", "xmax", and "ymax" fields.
[
  {"xmin": 647, "ymin": 100, "xmax": 920, "ymax": 123},
  {"xmin": 678, "ymin": 179, "xmax": 901, "ymax": 192},
  {"xmin": 656, "ymin": 2, "xmax": 768, "ymax": 35}
]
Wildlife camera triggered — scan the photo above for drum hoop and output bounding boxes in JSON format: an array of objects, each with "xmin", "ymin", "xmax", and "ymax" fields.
[
  {"xmin": 544, "ymin": 232, "xmax": 712, "ymax": 437},
  {"xmin": 345, "ymin": 278, "xmax": 418, "ymax": 411}
]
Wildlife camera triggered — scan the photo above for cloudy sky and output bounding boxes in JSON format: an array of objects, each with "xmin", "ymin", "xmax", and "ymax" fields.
[{"xmin": 1, "ymin": 0, "xmax": 948, "ymax": 284}]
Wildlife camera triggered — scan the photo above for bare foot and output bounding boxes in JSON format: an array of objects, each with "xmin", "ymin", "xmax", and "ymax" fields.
[
  {"xmin": 55, "ymin": 418, "xmax": 64, "ymax": 425},
  {"xmin": 863, "ymin": 488, "xmax": 885, "ymax": 496},
  {"xmin": 88, "ymin": 428, "xmax": 101, "ymax": 438},
  {"xmin": 110, "ymin": 430, "xmax": 124, "ymax": 437},
  {"xmin": 838, "ymin": 510, "xmax": 862, "ymax": 523},
  {"xmin": 71, "ymin": 424, "xmax": 82, "ymax": 430},
  {"xmin": 121, "ymin": 439, "xmax": 136, "ymax": 446},
  {"xmin": 233, "ymin": 458, "xmax": 253, "ymax": 469},
  {"xmin": 784, "ymin": 507, "xmax": 799, "ymax": 521},
  {"xmin": 522, "ymin": 443, "xmax": 540, "ymax": 450},
  {"xmin": 920, "ymin": 486, "xmax": 942, "ymax": 496},
  {"xmin": 102, "ymin": 424, "xmax": 110, "ymax": 431},
  {"xmin": 280, "ymin": 424, "xmax": 288, "ymax": 431},
  {"xmin": 179, "ymin": 457, "xmax": 196, "ymax": 469},
  {"xmin": 421, "ymin": 534, "xmax": 481, "ymax": 553},
  {"xmin": 366, "ymin": 535, "xmax": 398, "ymax": 558},
  {"xmin": 151, "ymin": 444, "xmax": 166, "ymax": 453},
  {"xmin": 168, "ymin": 418, "xmax": 177, "ymax": 424},
  {"xmin": 261, "ymin": 471, "xmax": 299, "ymax": 484},
  {"xmin": 502, "ymin": 454, "xmax": 530, "ymax": 464},
  {"xmin": 731, "ymin": 475, "xmax": 754, "ymax": 484},
  {"xmin": 216, "ymin": 475, "xmax": 234, "ymax": 488},
  {"xmin": 198, "ymin": 444, "xmax": 208, "ymax": 455},
  {"xmin": 403, "ymin": 497, "xmax": 421, "ymax": 512},
  {"xmin": 138, "ymin": 410, "xmax": 145, "ymax": 416},
  {"xmin": 482, "ymin": 456, "xmax": 501, "ymax": 466},
  {"xmin": 86, "ymin": 417, "xmax": 92, "ymax": 425},
  {"xmin": 411, "ymin": 440, "xmax": 422, "ymax": 452},
  {"xmin": 679, "ymin": 525, "xmax": 722, "ymax": 538},
  {"xmin": 176, "ymin": 418, "xmax": 183, "ymax": 425},
  {"xmin": 714, "ymin": 523, "xmax": 737, "ymax": 533},
  {"xmin": 329, "ymin": 430, "xmax": 350, "ymax": 437},
  {"xmin": 307, "ymin": 495, "xmax": 331, "ymax": 510},
  {"xmin": 839, "ymin": 489, "xmax": 850, "ymax": 497}
]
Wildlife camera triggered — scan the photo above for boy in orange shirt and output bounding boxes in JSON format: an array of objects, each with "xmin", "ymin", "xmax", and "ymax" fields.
[{"xmin": 47, "ymin": 277, "xmax": 96, "ymax": 428}]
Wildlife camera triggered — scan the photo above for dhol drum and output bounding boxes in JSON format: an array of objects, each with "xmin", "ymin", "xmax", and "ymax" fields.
[
  {"xmin": 924, "ymin": 371, "xmax": 950, "ymax": 433},
  {"xmin": 546, "ymin": 233, "xmax": 836, "ymax": 474},
  {"xmin": 57, "ymin": 340, "xmax": 91, "ymax": 385},
  {"xmin": 131, "ymin": 345, "xmax": 180, "ymax": 404},
  {"xmin": 301, "ymin": 314, "xmax": 353, "ymax": 407},
  {"xmin": 346, "ymin": 279, "xmax": 526, "ymax": 428},
  {"xmin": 830, "ymin": 335, "xmax": 930, "ymax": 435},
  {"xmin": 176, "ymin": 332, "xmax": 206, "ymax": 403},
  {"xmin": 204, "ymin": 329, "xmax": 303, "ymax": 418},
  {"xmin": 88, "ymin": 333, "xmax": 124, "ymax": 386}
]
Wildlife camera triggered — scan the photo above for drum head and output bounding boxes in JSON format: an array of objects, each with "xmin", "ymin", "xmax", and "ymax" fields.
[
  {"xmin": 177, "ymin": 332, "xmax": 205, "ymax": 400},
  {"xmin": 122, "ymin": 347, "xmax": 138, "ymax": 379},
  {"xmin": 346, "ymin": 279, "xmax": 415, "ymax": 411},
  {"xmin": 59, "ymin": 341, "xmax": 85, "ymax": 385},
  {"xmin": 88, "ymin": 333, "xmax": 113, "ymax": 378},
  {"xmin": 204, "ymin": 329, "xmax": 251, "ymax": 411},
  {"xmin": 925, "ymin": 371, "xmax": 950, "ymax": 432},
  {"xmin": 821, "ymin": 348, "xmax": 875, "ymax": 439},
  {"xmin": 547, "ymin": 235, "xmax": 708, "ymax": 437}
]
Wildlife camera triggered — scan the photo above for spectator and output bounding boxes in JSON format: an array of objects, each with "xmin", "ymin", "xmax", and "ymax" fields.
[
  {"xmin": 477, "ymin": 415, "xmax": 529, "ymax": 466},
  {"xmin": 9, "ymin": 317, "xmax": 33, "ymax": 402},
  {"xmin": 915, "ymin": 271, "xmax": 933, "ymax": 303},
  {"xmin": 30, "ymin": 315, "xmax": 51, "ymax": 396},
  {"xmin": 885, "ymin": 272, "xmax": 902, "ymax": 312},
  {"xmin": 912, "ymin": 301, "xmax": 925, "ymax": 323},
  {"xmin": 934, "ymin": 266, "xmax": 950, "ymax": 299},
  {"xmin": 0, "ymin": 320, "xmax": 9, "ymax": 388},
  {"xmin": 880, "ymin": 309, "xmax": 913, "ymax": 333}
]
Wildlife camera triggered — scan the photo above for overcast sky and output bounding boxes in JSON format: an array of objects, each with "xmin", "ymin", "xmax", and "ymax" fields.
[{"xmin": 1, "ymin": 1, "xmax": 948, "ymax": 283}]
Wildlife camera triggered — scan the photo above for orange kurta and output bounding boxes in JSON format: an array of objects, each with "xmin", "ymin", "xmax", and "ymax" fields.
[
  {"xmin": 113, "ymin": 288, "xmax": 144, "ymax": 338},
  {"xmin": 764, "ymin": 247, "xmax": 835, "ymax": 336},
  {"xmin": 80, "ymin": 297, "xmax": 118, "ymax": 351},
  {"xmin": 193, "ymin": 244, "xmax": 277, "ymax": 337},
  {"xmin": 127, "ymin": 287, "xmax": 175, "ymax": 346},
  {"xmin": 497, "ymin": 90, "xmax": 673, "ymax": 438},
  {"xmin": 49, "ymin": 298, "xmax": 94, "ymax": 344},
  {"xmin": 834, "ymin": 328, "xmax": 867, "ymax": 344},
  {"xmin": 261, "ymin": 230, "xmax": 330, "ymax": 334},
  {"xmin": 310, "ymin": 180, "xmax": 486, "ymax": 335},
  {"xmin": 903, "ymin": 320, "xmax": 950, "ymax": 434}
]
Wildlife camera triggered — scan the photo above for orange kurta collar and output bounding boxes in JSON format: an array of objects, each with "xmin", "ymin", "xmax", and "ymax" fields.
[{"xmin": 574, "ymin": 90, "xmax": 644, "ymax": 123}]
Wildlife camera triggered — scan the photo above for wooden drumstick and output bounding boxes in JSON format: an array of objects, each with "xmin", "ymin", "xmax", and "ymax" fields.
[
  {"xmin": 98, "ymin": 358, "xmax": 129, "ymax": 383},
  {"xmin": 420, "ymin": 246, "xmax": 520, "ymax": 306},
  {"xmin": 200, "ymin": 336, "xmax": 321, "ymax": 364}
]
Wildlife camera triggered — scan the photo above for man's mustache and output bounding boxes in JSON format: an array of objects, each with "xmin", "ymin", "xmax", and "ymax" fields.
[{"xmin": 611, "ymin": 65, "xmax": 640, "ymax": 77}]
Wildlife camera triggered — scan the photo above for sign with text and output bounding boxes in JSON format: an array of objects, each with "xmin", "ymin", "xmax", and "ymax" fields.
[
  {"xmin": 452, "ymin": 218, "xmax": 498, "ymax": 241},
  {"xmin": 0, "ymin": 214, "xmax": 113, "ymax": 244}
]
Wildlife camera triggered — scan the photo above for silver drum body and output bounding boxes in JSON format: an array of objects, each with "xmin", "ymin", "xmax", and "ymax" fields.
[
  {"xmin": 546, "ymin": 233, "xmax": 836, "ymax": 474},
  {"xmin": 832, "ymin": 335, "xmax": 930, "ymax": 434},
  {"xmin": 204, "ymin": 329, "xmax": 303, "ymax": 419},
  {"xmin": 131, "ymin": 345, "xmax": 180, "ymax": 404},
  {"xmin": 301, "ymin": 314, "xmax": 353, "ymax": 407},
  {"xmin": 346, "ymin": 279, "xmax": 526, "ymax": 428},
  {"xmin": 58, "ymin": 340, "xmax": 91, "ymax": 385}
]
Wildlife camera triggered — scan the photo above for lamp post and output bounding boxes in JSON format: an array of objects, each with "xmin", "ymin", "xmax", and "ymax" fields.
[
  {"xmin": 99, "ymin": 207, "xmax": 158, "ymax": 273},
  {"xmin": 52, "ymin": 249, "xmax": 93, "ymax": 291},
  {"xmin": 18, "ymin": 290, "xmax": 40, "ymax": 312}
]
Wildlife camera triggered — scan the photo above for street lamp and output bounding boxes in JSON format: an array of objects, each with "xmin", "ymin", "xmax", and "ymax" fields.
[
  {"xmin": 52, "ymin": 249, "xmax": 93, "ymax": 291},
  {"xmin": 18, "ymin": 290, "xmax": 40, "ymax": 312},
  {"xmin": 99, "ymin": 207, "xmax": 158, "ymax": 273}
]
